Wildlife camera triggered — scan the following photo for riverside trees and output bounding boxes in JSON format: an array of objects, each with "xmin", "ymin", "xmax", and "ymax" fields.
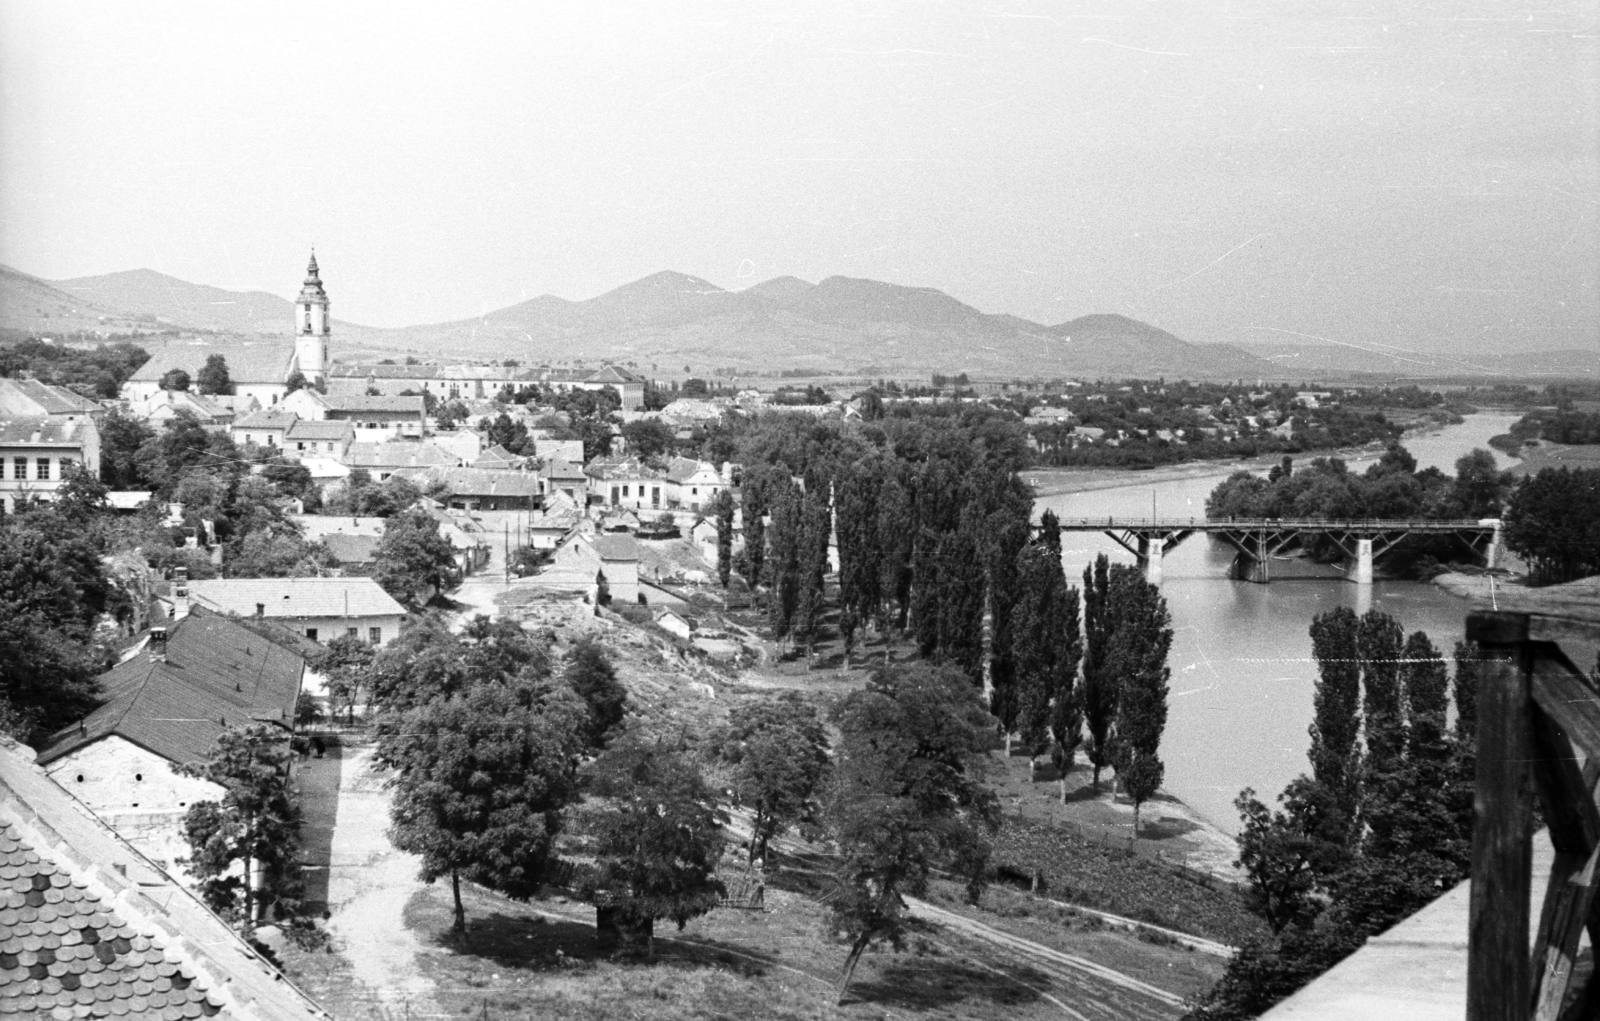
[{"xmin": 1192, "ymin": 607, "xmax": 1478, "ymax": 1020}]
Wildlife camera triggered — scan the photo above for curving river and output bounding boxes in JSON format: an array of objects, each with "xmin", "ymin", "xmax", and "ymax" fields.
[{"xmin": 1031, "ymin": 412, "xmax": 1522, "ymax": 833}]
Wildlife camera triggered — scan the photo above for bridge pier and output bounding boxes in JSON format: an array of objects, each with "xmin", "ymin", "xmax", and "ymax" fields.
[
  {"xmin": 1137, "ymin": 536, "xmax": 1163, "ymax": 586},
  {"xmin": 1345, "ymin": 538, "xmax": 1374, "ymax": 586}
]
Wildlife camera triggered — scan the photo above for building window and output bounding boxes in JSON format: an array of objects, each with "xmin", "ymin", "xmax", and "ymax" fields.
[
  {"xmin": 369, "ymin": 627, "xmax": 383, "ymax": 645},
  {"xmin": 12, "ymin": 457, "xmax": 22, "ymax": 479},
  {"xmin": 37, "ymin": 458, "xmax": 50, "ymax": 481},
  {"xmin": 60, "ymin": 459, "xmax": 74, "ymax": 474},
  {"xmin": 691, "ymin": 486, "xmax": 697, "ymax": 495},
  {"xmin": 346, "ymin": 627, "xmax": 358, "ymax": 638},
  {"xmin": 622, "ymin": 485, "xmax": 630, "ymax": 497},
  {"xmin": 305, "ymin": 627, "xmax": 319, "ymax": 641}
]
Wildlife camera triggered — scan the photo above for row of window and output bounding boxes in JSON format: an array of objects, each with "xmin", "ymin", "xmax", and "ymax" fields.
[
  {"xmin": 304, "ymin": 625, "xmax": 384, "ymax": 644},
  {"xmin": 1, "ymin": 456, "xmax": 73, "ymax": 482}
]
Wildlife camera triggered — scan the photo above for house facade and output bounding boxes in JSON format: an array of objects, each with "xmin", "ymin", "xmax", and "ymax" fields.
[
  {"xmin": 322, "ymin": 394, "xmax": 427, "ymax": 442},
  {"xmin": 664, "ymin": 457, "xmax": 727, "ymax": 512},
  {"xmin": 585, "ymin": 455, "xmax": 665, "ymax": 511},
  {"xmin": 0, "ymin": 415, "xmax": 100, "ymax": 513}
]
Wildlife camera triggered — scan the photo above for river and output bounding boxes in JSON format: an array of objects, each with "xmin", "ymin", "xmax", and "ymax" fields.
[{"xmin": 1031, "ymin": 412, "xmax": 1522, "ymax": 834}]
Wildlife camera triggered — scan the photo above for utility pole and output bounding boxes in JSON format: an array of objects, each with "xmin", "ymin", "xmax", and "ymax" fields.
[{"xmin": 504, "ymin": 521, "xmax": 510, "ymax": 587}]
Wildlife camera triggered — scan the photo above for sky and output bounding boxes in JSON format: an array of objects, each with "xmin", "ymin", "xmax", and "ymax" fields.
[{"xmin": 1, "ymin": 0, "xmax": 1596, "ymax": 355}]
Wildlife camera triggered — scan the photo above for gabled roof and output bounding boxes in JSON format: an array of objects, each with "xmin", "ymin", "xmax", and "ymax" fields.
[
  {"xmin": 397, "ymin": 466, "xmax": 541, "ymax": 498},
  {"xmin": 234, "ymin": 408, "xmax": 298, "ymax": 430},
  {"xmin": 285, "ymin": 419, "xmax": 355, "ymax": 442},
  {"xmin": 321, "ymin": 533, "xmax": 379, "ymax": 565},
  {"xmin": 0, "ymin": 415, "xmax": 94, "ymax": 447},
  {"xmin": 128, "ymin": 343, "xmax": 296, "ymax": 386},
  {"xmin": 0, "ymin": 734, "xmax": 331, "ymax": 1021},
  {"xmin": 0, "ymin": 377, "xmax": 101, "ymax": 416},
  {"xmin": 35, "ymin": 608, "xmax": 305, "ymax": 768},
  {"xmin": 472, "ymin": 444, "xmax": 524, "ymax": 468},
  {"xmin": 322, "ymin": 395, "xmax": 426, "ymax": 415},
  {"xmin": 188, "ymin": 577, "xmax": 405, "ymax": 620},
  {"xmin": 342, "ymin": 442, "xmax": 458, "ymax": 470},
  {"xmin": 540, "ymin": 456, "xmax": 589, "ymax": 481},
  {"xmin": 588, "ymin": 533, "xmax": 639, "ymax": 562},
  {"xmin": 665, "ymin": 456, "xmax": 719, "ymax": 484},
  {"xmin": 585, "ymin": 365, "xmax": 645, "ymax": 385},
  {"xmin": 583, "ymin": 455, "xmax": 660, "ymax": 481}
]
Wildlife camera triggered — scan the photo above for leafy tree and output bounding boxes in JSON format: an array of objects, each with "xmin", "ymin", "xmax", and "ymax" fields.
[
  {"xmin": 98, "ymin": 408, "xmax": 156, "ymax": 489},
  {"xmin": 1011, "ymin": 512, "xmax": 1084, "ymax": 792},
  {"xmin": 227, "ymin": 530, "xmax": 334, "ymax": 579},
  {"xmin": 1503, "ymin": 467, "xmax": 1600, "ymax": 584},
  {"xmin": 1105, "ymin": 565, "xmax": 1171, "ymax": 834},
  {"xmin": 382, "ymin": 674, "xmax": 588, "ymax": 933},
  {"xmin": 196, "ymin": 354, "xmax": 235, "ymax": 396},
  {"xmin": 562, "ymin": 638, "xmax": 627, "ymax": 747},
  {"xmin": 1305, "ymin": 607, "xmax": 1363, "ymax": 837},
  {"xmin": 180, "ymin": 725, "xmax": 306, "ymax": 935},
  {"xmin": 1081, "ymin": 554, "xmax": 1118, "ymax": 791},
  {"xmin": 581, "ymin": 737, "xmax": 728, "ymax": 954},
  {"xmin": 372, "ymin": 509, "xmax": 461, "ymax": 605},
  {"xmin": 315, "ymin": 634, "xmax": 376, "ymax": 723},
  {"xmin": 1448, "ymin": 448, "xmax": 1509, "ymax": 518},
  {"xmin": 284, "ymin": 370, "xmax": 308, "ymax": 395},
  {"xmin": 621, "ymin": 418, "xmax": 675, "ymax": 460},
  {"xmin": 294, "ymin": 691, "xmax": 326, "ymax": 727},
  {"xmin": 159, "ymin": 367, "xmax": 191, "ymax": 392},
  {"xmin": 714, "ymin": 694, "xmax": 830, "ymax": 862},
  {"xmin": 828, "ymin": 663, "xmax": 1001, "ymax": 1004},
  {"xmin": 712, "ymin": 488, "xmax": 735, "ymax": 588},
  {"xmin": 55, "ymin": 461, "xmax": 109, "ymax": 522}
]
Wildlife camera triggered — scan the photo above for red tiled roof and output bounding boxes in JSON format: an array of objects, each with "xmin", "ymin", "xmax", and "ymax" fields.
[{"xmin": 0, "ymin": 735, "xmax": 331, "ymax": 1020}]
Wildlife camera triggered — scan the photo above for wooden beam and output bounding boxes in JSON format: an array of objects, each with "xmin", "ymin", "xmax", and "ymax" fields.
[
  {"xmin": 1531, "ymin": 844, "xmax": 1600, "ymax": 1021},
  {"xmin": 1529, "ymin": 648, "xmax": 1600, "ymax": 763},
  {"xmin": 1527, "ymin": 704, "xmax": 1600, "ymax": 855},
  {"xmin": 1469, "ymin": 639, "xmax": 1534, "ymax": 1021}
]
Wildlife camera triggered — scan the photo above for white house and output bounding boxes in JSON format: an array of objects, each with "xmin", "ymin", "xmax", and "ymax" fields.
[
  {"xmin": 0, "ymin": 415, "xmax": 100, "ymax": 514},
  {"xmin": 285, "ymin": 418, "xmax": 356, "ymax": 459},
  {"xmin": 186, "ymin": 576, "xmax": 406, "ymax": 646},
  {"xmin": 547, "ymin": 531, "xmax": 641, "ymax": 604},
  {"xmin": 231, "ymin": 408, "xmax": 298, "ymax": 450},
  {"xmin": 664, "ymin": 457, "xmax": 727, "ymax": 512}
]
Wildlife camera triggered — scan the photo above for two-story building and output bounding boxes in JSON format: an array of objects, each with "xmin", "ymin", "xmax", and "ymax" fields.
[
  {"xmin": 322, "ymin": 394, "xmax": 427, "ymax": 442},
  {"xmin": 285, "ymin": 418, "xmax": 356, "ymax": 459},
  {"xmin": 342, "ymin": 440, "xmax": 460, "ymax": 480},
  {"xmin": 0, "ymin": 415, "xmax": 100, "ymax": 513},
  {"xmin": 585, "ymin": 455, "xmax": 666, "ymax": 511},
  {"xmin": 231, "ymin": 407, "xmax": 299, "ymax": 450}
]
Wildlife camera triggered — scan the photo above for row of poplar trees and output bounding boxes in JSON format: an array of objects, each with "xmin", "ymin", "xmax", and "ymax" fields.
[{"xmin": 729, "ymin": 411, "xmax": 1172, "ymax": 831}]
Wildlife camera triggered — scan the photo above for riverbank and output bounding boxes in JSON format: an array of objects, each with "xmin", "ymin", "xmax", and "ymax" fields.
[{"xmin": 1431, "ymin": 570, "xmax": 1530, "ymax": 605}]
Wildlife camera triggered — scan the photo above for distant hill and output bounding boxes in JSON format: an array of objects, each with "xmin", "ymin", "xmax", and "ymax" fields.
[
  {"xmin": 0, "ymin": 262, "xmax": 1310, "ymax": 379},
  {"xmin": 1234, "ymin": 340, "xmax": 1600, "ymax": 381}
]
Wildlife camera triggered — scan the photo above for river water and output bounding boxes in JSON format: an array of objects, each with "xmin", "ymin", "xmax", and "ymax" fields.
[{"xmin": 1032, "ymin": 413, "xmax": 1522, "ymax": 834}]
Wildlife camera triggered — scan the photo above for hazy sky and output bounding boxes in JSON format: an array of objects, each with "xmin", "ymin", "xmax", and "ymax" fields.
[{"xmin": 2, "ymin": 1, "xmax": 1595, "ymax": 355}]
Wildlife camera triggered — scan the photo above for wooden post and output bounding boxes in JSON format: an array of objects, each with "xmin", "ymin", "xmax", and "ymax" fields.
[{"xmin": 1467, "ymin": 612, "xmax": 1535, "ymax": 1021}]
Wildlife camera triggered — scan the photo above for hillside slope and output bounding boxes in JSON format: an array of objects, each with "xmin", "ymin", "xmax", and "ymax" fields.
[
  {"xmin": 53, "ymin": 268, "xmax": 373, "ymax": 336},
  {"xmin": 0, "ymin": 265, "xmax": 145, "ymax": 334}
]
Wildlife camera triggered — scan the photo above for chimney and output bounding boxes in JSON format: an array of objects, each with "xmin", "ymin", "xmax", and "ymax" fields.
[
  {"xmin": 255, "ymin": 602, "xmax": 265, "ymax": 618},
  {"xmin": 148, "ymin": 626, "xmax": 168, "ymax": 662}
]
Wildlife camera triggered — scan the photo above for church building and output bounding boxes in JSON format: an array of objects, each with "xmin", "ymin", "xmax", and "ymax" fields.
[{"xmin": 121, "ymin": 252, "xmax": 333, "ymax": 406}]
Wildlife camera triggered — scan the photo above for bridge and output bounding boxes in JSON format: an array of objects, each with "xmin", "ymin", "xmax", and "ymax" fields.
[{"xmin": 1049, "ymin": 517, "xmax": 1503, "ymax": 585}]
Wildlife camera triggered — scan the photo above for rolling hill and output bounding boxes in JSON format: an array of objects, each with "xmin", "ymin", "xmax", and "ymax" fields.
[{"xmin": 4, "ymin": 263, "xmax": 1282, "ymax": 379}]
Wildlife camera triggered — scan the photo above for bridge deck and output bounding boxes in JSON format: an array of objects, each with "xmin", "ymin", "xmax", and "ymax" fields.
[{"xmin": 1050, "ymin": 517, "xmax": 1498, "ymax": 533}]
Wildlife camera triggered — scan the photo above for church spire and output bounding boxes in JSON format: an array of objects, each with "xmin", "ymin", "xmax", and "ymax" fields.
[{"xmin": 305, "ymin": 249, "xmax": 321, "ymax": 283}]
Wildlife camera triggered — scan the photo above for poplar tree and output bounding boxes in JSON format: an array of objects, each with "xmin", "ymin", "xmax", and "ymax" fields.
[
  {"xmin": 834, "ymin": 462, "xmax": 883, "ymax": 631},
  {"xmin": 1306, "ymin": 607, "xmax": 1363, "ymax": 835},
  {"xmin": 794, "ymin": 489, "xmax": 831, "ymax": 661},
  {"xmin": 1105, "ymin": 565, "xmax": 1171, "ymax": 835},
  {"xmin": 1357, "ymin": 609, "xmax": 1406, "ymax": 774},
  {"xmin": 876, "ymin": 472, "xmax": 915, "ymax": 640},
  {"xmin": 1081, "ymin": 554, "xmax": 1118, "ymax": 791},
  {"xmin": 712, "ymin": 488, "xmax": 735, "ymax": 588},
  {"xmin": 1011, "ymin": 509, "xmax": 1084, "ymax": 793},
  {"xmin": 764, "ymin": 479, "xmax": 802, "ymax": 647}
]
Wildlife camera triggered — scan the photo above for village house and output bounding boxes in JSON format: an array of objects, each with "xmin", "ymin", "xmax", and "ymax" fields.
[
  {"xmin": 231, "ymin": 407, "xmax": 298, "ymax": 450},
  {"xmin": 547, "ymin": 531, "xmax": 641, "ymax": 604},
  {"xmin": 0, "ymin": 415, "xmax": 100, "ymax": 513},
  {"xmin": 186, "ymin": 576, "xmax": 406, "ymax": 647},
  {"xmin": 33, "ymin": 609, "xmax": 305, "ymax": 873},
  {"xmin": 664, "ymin": 456, "xmax": 727, "ymax": 512},
  {"xmin": 585, "ymin": 454, "xmax": 666, "ymax": 511},
  {"xmin": 539, "ymin": 456, "xmax": 590, "ymax": 503},
  {"xmin": 129, "ymin": 388, "xmax": 244, "ymax": 431},
  {"xmin": 472, "ymin": 443, "xmax": 527, "ymax": 469},
  {"xmin": 399, "ymin": 466, "xmax": 542, "ymax": 512},
  {"xmin": 286, "ymin": 418, "xmax": 356, "ymax": 459},
  {"xmin": 321, "ymin": 394, "xmax": 427, "ymax": 442},
  {"xmin": 431, "ymin": 428, "xmax": 484, "ymax": 464},
  {"xmin": 342, "ymin": 440, "xmax": 459, "ymax": 480},
  {"xmin": 0, "ymin": 377, "xmax": 103, "ymax": 420},
  {"xmin": 0, "ymin": 732, "xmax": 331, "ymax": 1021}
]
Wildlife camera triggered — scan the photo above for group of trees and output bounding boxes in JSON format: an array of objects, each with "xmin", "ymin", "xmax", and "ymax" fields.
[
  {"xmin": 0, "ymin": 337, "xmax": 149, "ymax": 397},
  {"xmin": 1186, "ymin": 608, "xmax": 1478, "ymax": 1019},
  {"xmin": 1502, "ymin": 466, "xmax": 1600, "ymax": 584}
]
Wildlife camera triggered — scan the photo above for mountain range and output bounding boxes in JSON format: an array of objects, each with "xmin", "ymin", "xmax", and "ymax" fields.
[{"xmin": 5, "ymin": 263, "xmax": 1585, "ymax": 381}]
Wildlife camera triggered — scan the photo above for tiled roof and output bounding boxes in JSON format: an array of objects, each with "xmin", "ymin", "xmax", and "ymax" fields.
[
  {"xmin": 0, "ymin": 416, "xmax": 94, "ymax": 448},
  {"xmin": 35, "ymin": 609, "xmax": 305, "ymax": 768},
  {"xmin": 233, "ymin": 409, "xmax": 297, "ymax": 430},
  {"xmin": 588, "ymin": 533, "xmax": 639, "ymax": 562},
  {"xmin": 328, "ymin": 363, "xmax": 516, "ymax": 382},
  {"xmin": 321, "ymin": 395, "xmax": 425, "ymax": 415},
  {"xmin": 664, "ymin": 457, "xmax": 717, "ymax": 484},
  {"xmin": 540, "ymin": 457, "xmax": 588, "ymax": 481},
  {"xmin": 283, "ymin": 420, "xmax": 353, "ymax": 442},
  {"xmin": 583, "ymin": 455, "xmax": 661, "ymax": 481},
  {"xmin": 0, "ymin": 735, "xmax": 331, "ymax": 1021},
  {"xmin": 585, "ymin": 365, "xmax": 645, "ymax": 385},
  {"xmin": 128, "ymin": 343, "xmax": 296, "ymax": 386},
  {"xmin": 320, "ymin": 533, "xmax": 378, "ymax": 565},
  {"xmin": 188, "ymin": 577, "xmax": 404, "ymax": 620},
  {"xmin": 472, "ymin": 445, "xmax": 523, "ymax": 468},
  {"xmin": 395, "ymin": 467, "xmax": 541, "ymax": 498},
  {"xmin": 341, "ymin": 442, "xmax": 457, "ymax": 470},
  {"xmin": 0, "ymin": 378, "xmax": 101, "ymax": 417}
]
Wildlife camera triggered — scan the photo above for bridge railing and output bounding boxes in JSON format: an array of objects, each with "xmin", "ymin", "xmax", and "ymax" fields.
[{"xmin": 1049, "ymin": 517, "xmax": 1500, "ymax": 530}]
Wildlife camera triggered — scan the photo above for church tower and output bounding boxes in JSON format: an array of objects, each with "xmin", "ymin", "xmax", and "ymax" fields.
[{"xmin": 293, "ymin": 251, "xmax": 330, "ymax": 383}]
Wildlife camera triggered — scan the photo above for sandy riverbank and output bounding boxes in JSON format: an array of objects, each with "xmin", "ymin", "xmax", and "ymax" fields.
[
  {"xmin": 1022, "ymin": 440, "xmax": 1394, "ymax": 500},
  {"xmin": 1431, "ymin": 570, "xmax": 1529, "ymax": 606}
]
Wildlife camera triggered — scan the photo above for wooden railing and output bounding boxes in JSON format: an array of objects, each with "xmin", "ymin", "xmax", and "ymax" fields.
[{"xmin": 1466, "ymin": 600, "xmax": 1600, "ymax": 1021}]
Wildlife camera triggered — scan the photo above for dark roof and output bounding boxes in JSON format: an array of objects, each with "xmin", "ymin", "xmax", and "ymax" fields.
[
  {"xmin": 128, "ymin": 342, "xmax": 296, "ymax": 386},
  {"xmin": 322, "ymin": 395, "xmax": 426, "ymax": 415},
  {"xmin": 589, "ymin": 533, "xmax": 639, "ymax": 562},
  {"xmin": 0, "ymin": 735, "xmax": 331, "ymax": 1020},
  {"xmin": 665, "ymin": 456, "xmax": 718, "ymax": 483},
  {"xmin": 285, "ymin": 419, "xmax": 355, "ymax": 442},
  {"xmin": 321, "ymin": 533, "xmax": 379, "ymax": 565},
  {"xmin": 540, "ymin": 457, "xmax": 588, "ymax": 481},
  {"xmin": 35, "ymin": 608, "xmax": 305, "ymax": 768},
  {"xmin": 0, "ymin": 415, "xmax": 95, "ymax": 448},
  {"xmin": 233, "ymin": 408, "xmax": 298, "ymax": 430}
]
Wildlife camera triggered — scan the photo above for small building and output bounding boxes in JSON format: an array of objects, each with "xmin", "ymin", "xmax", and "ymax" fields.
[
  {"xmin": 664, "ymin": 457, "xmax": 727, "ymax": 512},
  {"xmin": 432, "ymin": 428, "xmax": 485, "ymax": 464},
  {"xmin": 286, "ymin": 418, "xmax": 356, "ymax": 459},
  {"xmin": 34, "ymin": 608, "xmax": 305, "ymax": 873},
  {"xmin": 1, "ymin": 731, "xmax": 330, "ymax": 1021},
  {"xmin": 322, "ymin": 394, "xmax": 427, "ymax": 442},
  {"xmin": 0, "ymin": 414, "xmax": 100, "ymax": 513},
  {"xmin": 585, "ymin": 455, "xmax": 665, "ymax": 511},
  {"xmin": 343, "ymin": 440, "xmax": 460, "ymax": 480},
  {"xmin": 187, "ymin": 576, "xmax": 406, "ymax": 646},
  {"xmin": 548, "ymin": 531, "xmax": 641, "ymax": 605},
  {"xmin": 525, "ymin": 509, "xmax": 581, "ymax": 550},
  {"xmin": 655, "ymin": 608, "xmax": 694, "ymax": 640},
  {"xmin": 473, "ymin": 443, "xmax": 526, "ymax": 470},
  {"xmin": 540, "ymin": 456, "xmax": 590, "ymax": 503},
  {"xmin": 232, "ymin": 407, "xmax": 299, "ymax": 450},
  {"xmin": 0, "ymin": 377, "xmax": 103, "ymax": 419},
  {"xmin": 400, "ymin": 466, "xmax": 542, "ymax": 512},
  {"xmin": 129, "ymin": 388, "xmax": 240, "ymax": 431}
]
